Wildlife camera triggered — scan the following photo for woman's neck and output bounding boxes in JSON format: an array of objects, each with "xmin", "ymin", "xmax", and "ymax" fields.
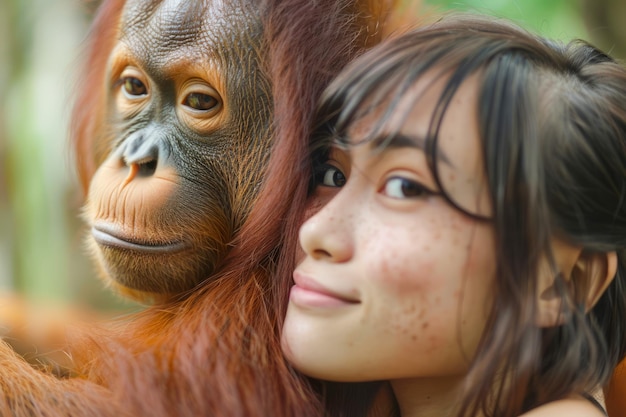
[{"xmin": 391, "ymin": 376, "xmax": 478, "ymax": 417}]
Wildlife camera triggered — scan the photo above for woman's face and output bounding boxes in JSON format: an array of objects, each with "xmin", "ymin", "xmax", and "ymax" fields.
[{"xmin": 281, "ymin": 73, "xmax": 498, "ymax": 382}]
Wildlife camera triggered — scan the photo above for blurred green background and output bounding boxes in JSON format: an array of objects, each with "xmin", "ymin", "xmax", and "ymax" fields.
[{"xmin": 0, "ymin": 0, "xmax": 624, "ymax": 311}]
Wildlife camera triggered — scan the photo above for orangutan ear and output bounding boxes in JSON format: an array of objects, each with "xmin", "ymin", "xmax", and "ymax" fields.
[{"xmin": 537, "ymin": 249, "xmax": 617, "ymax": 328}]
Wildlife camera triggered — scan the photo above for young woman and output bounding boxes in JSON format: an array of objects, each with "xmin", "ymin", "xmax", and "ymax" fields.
[{"xmin": 280, "ymin": 14, "xmax": 626, "ymax": 417}]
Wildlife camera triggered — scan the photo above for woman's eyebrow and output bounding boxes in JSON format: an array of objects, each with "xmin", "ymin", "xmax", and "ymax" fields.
[{"xmin": 371, "ymin": 133, "xmax": 453, "ymax": 166}]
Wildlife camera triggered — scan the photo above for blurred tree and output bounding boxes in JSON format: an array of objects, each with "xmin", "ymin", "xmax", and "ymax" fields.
[
  {"xmin": 0, "ymin": 0, "xmax": 12, "ymax": 290},
  {"xmin": 3, "ymin": 0, "xmax": 82, "ymax": 303},
  {"xmin": 1, "ymin": 0, "xmax": 135, "ymax": 311}
]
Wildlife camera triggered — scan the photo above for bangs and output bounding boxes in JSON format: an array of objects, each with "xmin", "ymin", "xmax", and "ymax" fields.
[{"xmin": 312, "ymin": 22, "xmax": 510, "ymax": 220}]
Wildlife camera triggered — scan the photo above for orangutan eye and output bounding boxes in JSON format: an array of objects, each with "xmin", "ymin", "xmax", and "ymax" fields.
[
  {"xmin": 315, "ymin": 164, "xmax": 346, "ymax": 188},
  {"xmin": 382, "ymin": 177, "xmax": 433, "ymax": 199},
  {"xmin": 183, "ymin": 92, "xmax": 219, "ymax": 111},
  {"xmin": 122, "ymin": 77, "xmax": 148, "ymax": 97}
]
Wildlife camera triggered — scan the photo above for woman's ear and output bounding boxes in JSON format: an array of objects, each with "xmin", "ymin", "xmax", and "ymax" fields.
[
  {"xmin": 536, "ymin": 248, "xmax": 617, "ymax": 328},
  {"xmin": 572, "ymin": 250, "xmax": 617, "ymax": 311}
]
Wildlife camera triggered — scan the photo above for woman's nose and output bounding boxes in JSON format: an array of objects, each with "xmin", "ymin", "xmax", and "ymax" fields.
[{"xmin": 298, "ymin": 190, "xmax": 355, "ymax": 263}]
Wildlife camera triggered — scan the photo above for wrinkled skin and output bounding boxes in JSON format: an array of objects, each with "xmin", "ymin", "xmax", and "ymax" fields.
[{"xmin": 84, "ymin": 0, "xmax": 272, "ymax": 300}]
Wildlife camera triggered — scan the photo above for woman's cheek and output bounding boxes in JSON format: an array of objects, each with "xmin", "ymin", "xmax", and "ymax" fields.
[{"xmin": 365, "ymin": 220, "xmax": 464, "ymax": 295}]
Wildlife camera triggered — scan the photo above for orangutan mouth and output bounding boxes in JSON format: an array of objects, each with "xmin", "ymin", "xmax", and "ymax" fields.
[{"xmin": 92, "ymin": 225, "xmax": 187, "ymax": 254}]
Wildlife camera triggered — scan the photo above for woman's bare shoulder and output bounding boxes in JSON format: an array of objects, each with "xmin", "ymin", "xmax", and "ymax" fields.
[{"xmin": 520, "ymin": 397, "xmax": 606, "ymax": 417}]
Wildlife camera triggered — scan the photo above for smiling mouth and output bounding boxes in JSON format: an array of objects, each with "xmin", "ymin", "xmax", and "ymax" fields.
[
  {"xmin": 289, "ymin": 284, "xmax": 360, "ymax": 309},
  {"xmin": 92, "ymin": 225, "xmax": 187, "ymax": 254},
  {"xmin": 290, "ymin": 272, "xmax": 360, "ymax": 308}
]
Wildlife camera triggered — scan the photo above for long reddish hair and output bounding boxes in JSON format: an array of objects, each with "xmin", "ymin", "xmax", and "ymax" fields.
[{"xmin": 64, "ymin": 1, "xmax": 391, "ymax": 416}]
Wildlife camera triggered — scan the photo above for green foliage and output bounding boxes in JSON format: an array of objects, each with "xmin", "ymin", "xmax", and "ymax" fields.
[
  {"xmin": 423, "ymin": 0, "xmax": 589, "ymax": 41},
  {"xmin": 0, "ymin": 0, "xmax": 136, "ymax": 311}
]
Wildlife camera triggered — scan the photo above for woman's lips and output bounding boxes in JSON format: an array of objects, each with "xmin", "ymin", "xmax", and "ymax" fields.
[{"xmin": 290, "ymin": 272, "xmax": 359, "ymax": 308}]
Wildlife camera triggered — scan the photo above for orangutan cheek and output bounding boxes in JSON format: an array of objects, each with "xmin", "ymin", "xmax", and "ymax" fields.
[{"xmin": 86, "ymin": 158, "xmax": 179, "ymax": 233}]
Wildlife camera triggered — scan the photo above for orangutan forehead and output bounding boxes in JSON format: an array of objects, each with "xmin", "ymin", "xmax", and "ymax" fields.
[{"xmin": 119, "ymin": 0, "xmax": 252, "ymax": 57}]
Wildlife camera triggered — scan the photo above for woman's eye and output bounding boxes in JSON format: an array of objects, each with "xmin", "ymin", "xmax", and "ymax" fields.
[
  {"xmin": 122, "ymin": 77, "xmax": 147, "ymax": 97},
  {"xmin": 183, "ymin": 92, "xmax": 219, "ymax": 111},
  {"xmin": 315, "ymin": 164, "xmax": 346, "ymax": 187},
  {"xmin": 382, "ymin": 177, "xmax": 432, "ymax": 199}
]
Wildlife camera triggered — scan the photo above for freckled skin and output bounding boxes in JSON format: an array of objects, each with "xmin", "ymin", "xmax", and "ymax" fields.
[
  {"xmin": 282, "ymin": 74, "xmax": 497, "ymax": 383},
  {"xmin": 84, "ymin": 0, "xmax": 272, "ymax": 300}
]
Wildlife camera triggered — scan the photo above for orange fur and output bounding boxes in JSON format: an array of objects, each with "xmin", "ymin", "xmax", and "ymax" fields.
[
  {"xmin": 607, "ymin": 360, "xmax": 626, "ymax": 417},
  {"xmin": 0, "ymin": 1, "xmax": 401, "ymax": 416}
]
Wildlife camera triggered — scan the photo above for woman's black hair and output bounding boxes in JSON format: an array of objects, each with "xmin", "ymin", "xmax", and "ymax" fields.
[{"xmin": 312, "ymin": 13, "xmax": 626, "ymax": 417}]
